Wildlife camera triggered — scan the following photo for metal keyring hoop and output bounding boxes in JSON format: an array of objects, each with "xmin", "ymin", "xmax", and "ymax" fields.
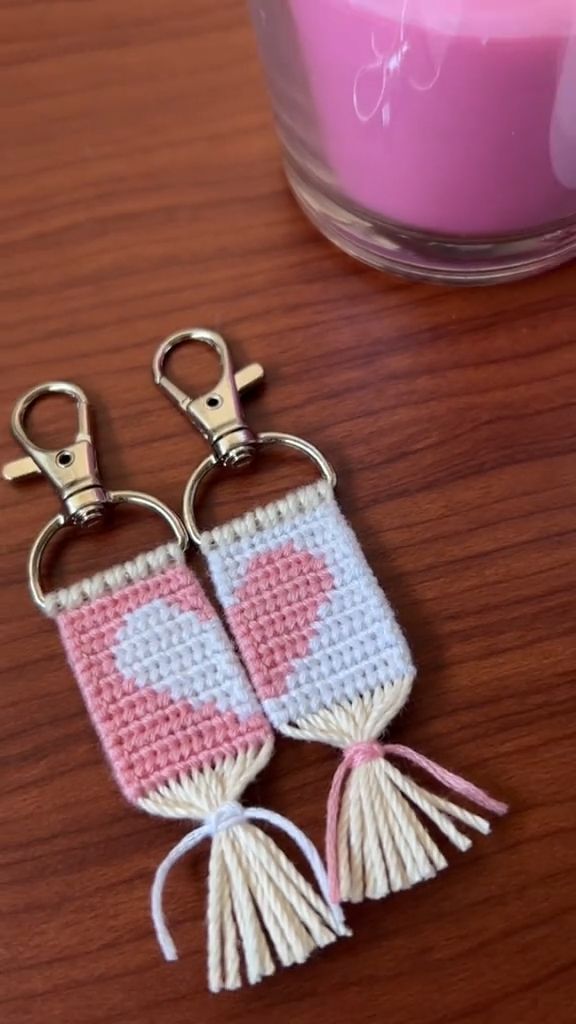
[
  {"xmin": 28, "ymin": 490, "xmax": 189, "ymax": 611},
  {"xmin": 182, "ymin": 431, "xmax": 337, "ymax": 545}
]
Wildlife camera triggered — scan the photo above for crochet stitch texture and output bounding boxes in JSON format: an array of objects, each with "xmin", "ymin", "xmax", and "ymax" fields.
[
  {"xmin": 54, "ymin": 545, "xmax": 271, "ymax": 801},
  {"xmin": 203, "ymin": 481, "xmax": 507, "ymax": 905},
  {"xmin": 203, "ymin": 479, "xmax": 416, "ymax": 729},
  {"xmin": 47, "ymin": 541, "xmax": 347, "ymax": 989}
]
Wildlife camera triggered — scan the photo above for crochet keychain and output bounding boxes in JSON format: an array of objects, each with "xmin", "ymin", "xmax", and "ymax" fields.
[
  {"xmin": 155, "ymin": 330, "xmax": 508, "ymax": 907},
  {"xmin": 3, "ymin": 382, "xmax": 347, "ymax": 992}
]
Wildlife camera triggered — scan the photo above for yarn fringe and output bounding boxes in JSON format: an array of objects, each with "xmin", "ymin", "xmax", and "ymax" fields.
[
  {"xmin": 328, "ymin": 748, "xmax": 507, "ymax": 903},
  {"xmin": 205, "ymin": 818, "xmax": 346, "ymax": 991},
  {"xmin": 140, "ymin": 743, "xmax": 349, "ymax": 992},
  {"xmin": 283, "ymin": 687, "xmax": 507, "ymax": 904}
]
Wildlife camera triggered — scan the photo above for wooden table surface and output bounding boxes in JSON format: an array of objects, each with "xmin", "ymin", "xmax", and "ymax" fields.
[{"xmin": 1, "ymin": 2, "xmax": 575, "ymax": 1022}]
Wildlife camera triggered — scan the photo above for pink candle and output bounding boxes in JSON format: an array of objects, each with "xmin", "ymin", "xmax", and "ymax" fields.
[{"xmin": 288, "ymin": 0, "xmax": 576, "ymax": 235}]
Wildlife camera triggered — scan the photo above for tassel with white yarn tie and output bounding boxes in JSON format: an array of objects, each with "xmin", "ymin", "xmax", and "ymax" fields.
[
  {"xmin": 153, "ymin": 800, "xmax": 348, "ymax": 970},
  {"xmin": 44, "ymin": 544, "xmax": 348, "ymax": 991}
]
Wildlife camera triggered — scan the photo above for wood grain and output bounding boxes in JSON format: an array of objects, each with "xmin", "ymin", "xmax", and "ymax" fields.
[{"xmin": 1, "ymin": 2, "xmax": 575, "ymax": 1022}]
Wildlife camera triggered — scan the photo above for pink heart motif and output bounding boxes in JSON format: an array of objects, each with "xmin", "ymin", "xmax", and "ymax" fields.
[{"xmin": 228, "ymin": 542, "xmax": 334, "ymax": 701}]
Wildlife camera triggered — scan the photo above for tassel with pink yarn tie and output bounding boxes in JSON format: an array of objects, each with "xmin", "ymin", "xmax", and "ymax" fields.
[{"xmin": 326, "ymin": 741, "xmax": 508, "ymax": 903}]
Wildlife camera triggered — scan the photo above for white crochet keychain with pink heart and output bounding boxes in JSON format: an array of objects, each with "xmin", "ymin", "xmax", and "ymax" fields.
[{"xmin": 155, "ymin": 329, "xmax": 508, "ymax": 907}]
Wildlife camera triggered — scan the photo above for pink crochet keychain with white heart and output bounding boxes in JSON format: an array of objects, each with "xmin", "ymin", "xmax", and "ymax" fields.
[
  {"xmin": 155, "ymin": 329, "xmax": 508, "ymax": 907},
  {"xmin": 3, "ymin": 382, "xmax": 347, "ymax": 992}
]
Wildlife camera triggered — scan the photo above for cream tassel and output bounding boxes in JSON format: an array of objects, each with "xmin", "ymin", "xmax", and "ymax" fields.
[
  {"xmin": 140, "ymin": 743, "xmax": 349, "ymax": 991},
  {"xmin": 284, "ymin": 688, "xmax": 508, "ymax": 904}
]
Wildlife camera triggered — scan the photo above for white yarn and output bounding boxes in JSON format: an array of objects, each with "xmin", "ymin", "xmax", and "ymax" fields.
[
  {"xmin": 204, "ymin": 482, "xmax": 416, "ymax": 729},
  {"xmin": 151, "ymin": 803, "xmax": 348, "ymax": 988},
  {"xmin": 44, "ymin": 543, "xmax": 184, "ymax": 616},
  {"xmin": 205, "ymin": 801, "xmax": 248, "ymax": 835},
  {"xmin": 142, "ymin": 744, "xmax": 349, "ymax": 991},
  {"xmin": 113, "ymin": 597, "xmax": 261, "ymax": 720},
  {"xmin": 151, "ymin": 801, "xmax": 245, "ymax": 962}
]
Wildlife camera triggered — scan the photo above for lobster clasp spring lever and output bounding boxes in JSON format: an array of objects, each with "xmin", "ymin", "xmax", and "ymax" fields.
[
  {"xmin": 153, "ymin": 329, "xmax": 264, "ymax": 468},
  {"xmin": 2, "ymin": 382, "xmax": 109, "ymax": 528}
]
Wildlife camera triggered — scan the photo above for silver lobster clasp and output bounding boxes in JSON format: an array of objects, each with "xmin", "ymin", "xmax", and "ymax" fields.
[
  {"xmin": 153, "ymin": 327, "xmax": 337, "ymax": 546},
  {"xmin": 2, "ymin": 380, "xmax": 189, "ymax": 611},
  {"xmin": 2, "ymin": 381, "xmax": 108, "ymax": 528},
  {"xmin": 152, "ymin": 329, "xmax": 264, "ymax": 468}
]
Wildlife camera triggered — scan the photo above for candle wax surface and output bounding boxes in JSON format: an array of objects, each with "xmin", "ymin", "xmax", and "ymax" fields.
[{"xmin": 289, "ymin": 0, "xmax": 576, "ymax": 234}]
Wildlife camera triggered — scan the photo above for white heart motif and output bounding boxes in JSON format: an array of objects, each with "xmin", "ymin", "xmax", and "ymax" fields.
[{"xmin": 114, "ymin": 598, "xmax": 257, "ymax": 720}]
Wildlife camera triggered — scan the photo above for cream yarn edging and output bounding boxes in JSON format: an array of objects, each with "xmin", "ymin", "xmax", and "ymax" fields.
[
  {"xmin": 281, "ymin": 678, "xmax": 414, "ymax": 748},
  {"xmin": 200, "ymin": 480, "xmax": 332, "ymax": 552},
  {"xmin": 44, "ymin": 542, "xmax": 184, "ymax": 616}
]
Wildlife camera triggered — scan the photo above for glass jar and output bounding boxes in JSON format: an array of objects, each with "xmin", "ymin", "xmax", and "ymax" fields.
[{"xmin": 249, "ymin": 0, "xmax": 576, "ymax": 284}]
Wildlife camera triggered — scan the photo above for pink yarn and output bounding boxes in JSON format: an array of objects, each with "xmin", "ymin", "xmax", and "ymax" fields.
[
  {"xmin": 326, "ymin": 741, "xmax": 509, "ymax": 903},
  {"xmin": 342, "ymin": 741, "xmax": 385, "ymax": 769},
  {"xmin": 228, "ymin": 542, "xmax": 334, "ymax": 701},
  {"xmin": 57, "ymin": 563, "xmax": 271, "ymax": 802}
]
